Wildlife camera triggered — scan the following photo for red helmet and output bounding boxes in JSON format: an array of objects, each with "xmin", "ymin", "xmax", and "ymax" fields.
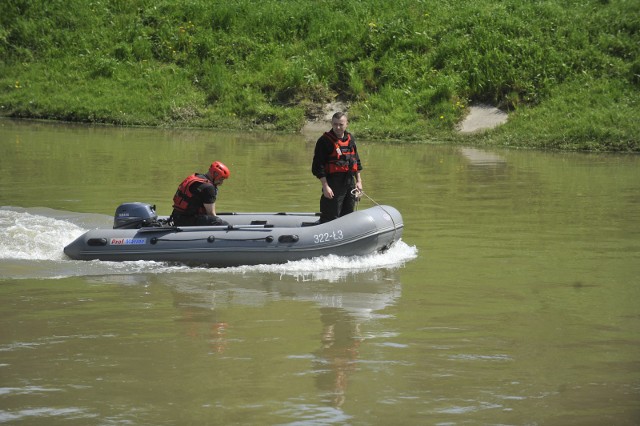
[{"xmin": 208, "ymin": 161, "xmax": 230, "ymax": 180}]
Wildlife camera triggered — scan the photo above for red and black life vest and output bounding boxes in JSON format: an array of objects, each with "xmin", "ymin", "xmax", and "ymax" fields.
[
  {"xmin": 323, "ymin": 131, "xmax": 358, "ymax": 175},
  {"xmin": 172, "ymin": 174, "xmax": 211, "ymax": 215}
]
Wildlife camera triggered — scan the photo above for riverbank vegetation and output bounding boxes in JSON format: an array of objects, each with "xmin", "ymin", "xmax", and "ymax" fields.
[{"xmin": 1, "ymin": 0, "xmax": 638, "ymax": 151}]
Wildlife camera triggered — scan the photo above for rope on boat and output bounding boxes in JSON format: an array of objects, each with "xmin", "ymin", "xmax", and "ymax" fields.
[{"xmin": 351, "ymin": 189, "xmax": 399, "ymax": 250}]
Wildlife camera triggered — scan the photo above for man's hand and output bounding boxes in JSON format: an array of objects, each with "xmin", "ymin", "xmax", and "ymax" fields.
[{"xmin": 322, "ymin": 184, "xmax": 334, "ymax": 199}]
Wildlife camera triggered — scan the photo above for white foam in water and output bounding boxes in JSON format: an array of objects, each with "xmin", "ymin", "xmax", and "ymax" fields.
[
  {"xmin": 0, "ymin": 209, "xmax": 86, "ymax": 261},
  {"xmin": 0, "ymin": 208, "xmax": 418, "ymax": 279},
  {"xmin": 225, "ymin": 241, "xmax": 418, "ymax": 281}
]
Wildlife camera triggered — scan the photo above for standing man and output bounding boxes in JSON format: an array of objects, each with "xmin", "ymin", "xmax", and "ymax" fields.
[
  {"xmin": 311, "ymin": 112, "xmax": 363, "ymax": 223},
  {"xmin": 171, "ymin": 161, "xmax": 230, "ymax": 226}
]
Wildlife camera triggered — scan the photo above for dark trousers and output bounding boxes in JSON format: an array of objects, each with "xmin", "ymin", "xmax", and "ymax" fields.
[{"xmin": 319, "ymin": 187, "xmax": 356, "ymax": 223}]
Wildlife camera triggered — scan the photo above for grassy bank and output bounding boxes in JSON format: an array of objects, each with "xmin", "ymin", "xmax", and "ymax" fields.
[{"xmin": 1, "ymin": 0, "xmax": 638, "ymax": 151}]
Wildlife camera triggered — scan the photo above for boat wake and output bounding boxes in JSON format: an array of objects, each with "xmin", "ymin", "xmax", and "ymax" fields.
[{"xmin": 0, "ymin": 207, "xmax": 418, "ymax": 281}]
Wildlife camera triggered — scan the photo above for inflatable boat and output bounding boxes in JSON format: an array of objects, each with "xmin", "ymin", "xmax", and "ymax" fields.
[{"xmin": 63, "ymin": 202, "xmax": 404, "ymax": 267}]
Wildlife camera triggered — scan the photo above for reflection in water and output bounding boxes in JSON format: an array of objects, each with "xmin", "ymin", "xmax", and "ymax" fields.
[
  {"xmin": 314, "ymin": 308, "xmax": 363, "ymax": 408},
  {"xmin": 166, "ymin": 270, "xmax": 402, "ymax": 318},
  {"xmin": 165, "ymin": 272, "xmax": 401, "ymax": 407},
  {"xmin": 177, "ymin": 303, "xmax": 230, "ymax": 355},
  {"xmin": 459, "ymin": 147, "xmax": 506, "ymax": 168},
  {"xmin": 457, "ymin": 147, "xmax": 511, "ymax": 190}
]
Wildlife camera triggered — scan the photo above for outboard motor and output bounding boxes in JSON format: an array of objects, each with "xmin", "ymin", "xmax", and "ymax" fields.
[{"xmin": 113, "ymin": 202, "xmax": 158, "ymax": 229}]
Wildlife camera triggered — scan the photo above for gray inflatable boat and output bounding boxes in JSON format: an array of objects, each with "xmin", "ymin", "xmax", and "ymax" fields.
[{"xmin": 64, "ymin": 202, "xmax": 404, "ymax": 267}]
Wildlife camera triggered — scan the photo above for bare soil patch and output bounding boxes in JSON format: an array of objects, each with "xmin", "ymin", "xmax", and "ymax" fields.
[
  {"xmin": 458, "ymin": 104, "xmax": 508, "ymax": 133},
  {"xmin": 301, "ymin": 101, "xmax": 348, "ymax": 136}
]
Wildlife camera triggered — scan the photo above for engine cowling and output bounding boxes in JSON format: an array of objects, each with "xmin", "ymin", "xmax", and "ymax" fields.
[{"xmin": 113, "ymin": 202, "xmax": 158, "ymax": 229}]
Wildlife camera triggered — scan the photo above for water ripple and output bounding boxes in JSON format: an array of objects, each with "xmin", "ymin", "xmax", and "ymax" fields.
[
  {"xmin": 0, "ymin": 407, "xmax": 93, "ymax": 423},
  {"xmin": 448, "ymin": 353, "xmax": 513, "ymax": 362}
]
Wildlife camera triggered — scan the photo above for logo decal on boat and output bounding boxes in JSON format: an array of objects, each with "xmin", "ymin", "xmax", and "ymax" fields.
[{"xmin": 110, "ymin": 238, "xmax": 146, "ymax": 245}]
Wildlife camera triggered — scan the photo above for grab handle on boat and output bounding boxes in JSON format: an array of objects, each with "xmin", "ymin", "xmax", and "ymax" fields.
[
  {"xmin": 87, "ymin": 238, "xmax": 108, "ymax": 246},
  {"xmin": 278, "ymin": 235, "xmax": 299, "ymax": 243}
]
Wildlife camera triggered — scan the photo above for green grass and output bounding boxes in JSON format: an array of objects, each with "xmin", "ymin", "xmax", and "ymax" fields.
[
  {"xmin": 480, "ymin": 77, "xmax": 638, "ymax": 151},
  {"xmin": 0, "ymin": 0, "xmax": 638, "ymax": 151}
]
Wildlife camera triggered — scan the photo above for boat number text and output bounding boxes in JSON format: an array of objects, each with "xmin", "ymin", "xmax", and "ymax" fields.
[{"xmin": 313, "ymin": 230, "xmax": 344, "ymax": 244}]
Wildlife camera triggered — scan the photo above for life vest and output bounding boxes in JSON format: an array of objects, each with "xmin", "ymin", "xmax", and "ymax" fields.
[
  {"xmin": 323, "ymin": 131, "xmax": 358, "ymax": 175},
  {"xmin": 172, "ymin": 174, "xmax": 212, "ymax": 215}
]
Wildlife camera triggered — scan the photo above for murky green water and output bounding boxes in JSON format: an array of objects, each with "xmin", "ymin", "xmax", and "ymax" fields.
[{"xmin": 1, "ymin": 119, "xmax": 639, "ymax": 425}]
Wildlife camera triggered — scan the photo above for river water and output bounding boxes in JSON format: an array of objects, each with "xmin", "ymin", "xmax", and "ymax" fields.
[{"xmin": 1, "ymin": 119, "xmax": 638, "ymax": 425}]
